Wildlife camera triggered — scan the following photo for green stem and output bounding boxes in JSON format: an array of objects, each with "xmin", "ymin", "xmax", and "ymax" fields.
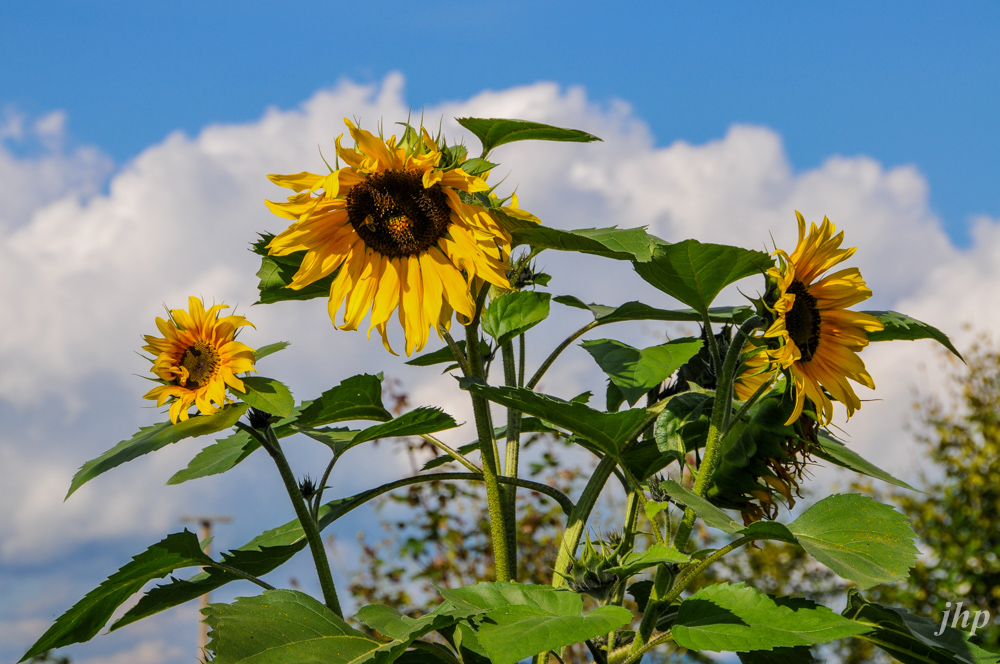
[
  {"xmin": 518, "ymin": 333, "xmax": 526, "ymax": 387},
  {"xmin": 629, "ymin": 563, "xmax": 674, "ymax": 655},
  {"xmin": 419, "ymin": 433, "xmax": 481, "ymax": 473},
  {"xmin": 673, "ymin": 316, "xmax": 762, "ymax": 552},
  {"xmin": 441, "ymin": 329, "xmax": 472, "ymax": 376},
  {"xmin": 312, "ymin": 453, "xmax": 338, "ymax": 518},
  {"xmin": 205, "ymin": 559, "xmax": 277, "ymax": 591},
  {"xmin": 662, "ymin": 536, "xmax": 752, "ymax": 605},
  {"xmin": 618, "ymin": 631, "xmax": 674, "ymax": 664},
  {"xmin": 619, "ymin": 464, "xmax": 663, "ymax": 545},
  {"xmin": 241, "ymin": 422, "xmax": 343, "ymax": 617},
  {"xmin": 501, "ymin": 340, "xmax": 522, "ymax": 580},
  {"xmin": 527, "ymin": 320, "xmax": 598, "ymax": 390},
  {"xmin": 465, "ymin": 320, "xmax": 512, "ymax": 582},
  {"xmin": 551, "ymin": 455, "xmax": 618, "ymax": 588},
  {"xmin": 701, "ymin": 312, "xmax": 722, "ymax": 375}
]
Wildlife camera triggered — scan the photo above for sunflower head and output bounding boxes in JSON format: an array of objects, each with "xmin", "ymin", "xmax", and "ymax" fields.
[
  {"xmin": 142, "ymin": 296, "xmax": 256, "ymax": 423},
  {"xmin": 762, "ymin": 212, "xmax": 884, "ymax": 425},
  {"xmin": 264, "ymin": 118, "xmax": 539, "ymax": 356}
]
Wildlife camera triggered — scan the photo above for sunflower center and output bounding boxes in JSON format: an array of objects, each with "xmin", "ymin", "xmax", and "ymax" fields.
[
  {"xmin": 345, "ymin": 169, "xmax": 451, "ymax": 258},
  {"xmin": 786, "ymin": 280, "xmax": 821, "ymax": 361},
  {"xmin": 179, "ymin": 340, "xmax": 221, "ymax": 388}
]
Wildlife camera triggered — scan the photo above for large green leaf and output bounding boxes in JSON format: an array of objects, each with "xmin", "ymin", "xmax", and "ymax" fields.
[
  {"xmin": 482, "ymin": 291, "xmax": 551, "ymax": 346},
  {"xmin": 554, "ymin": 296, "xmax": 752, "ymax": 325},
  {"xmin": 843, "ymin": 590, "xmax": 998, "ymax": 664},
  {"xmin": 296, "ymin": 374, "xmax": 391, "ymax": 428},
  {"xmin": 438, "ymin": 583, "xmax": 631, "ymax": 664},
  {"xmin": 21, "ymin": 531, "xmax": 212, "ymax": 660},
  {"xmin": 252, "ymin": 234, "xmax": 336, "ymax": 305},
  {"xmin": 167, "ymin": 402, "xmax": 308, "ymax": 485},
  {"xmin": 652, "ymin": 479, "xmax": 741, "ymax": 534},
  {"xmin": 455, "ymin": 117, "xmax": 601, "ymax": 154},
  {"xmin": 863, "ymin": 310, "xmax": 962, "ymax": 359},
  {"xmin": 350, "ymin": 407, "xmax": 459, "ymax": 445},
  {"xmin": 607, "ymin": 544, "xmax": 690, "ymax": 576},
  {"xmin": 582, "ymin": 337, "xmax": 704, "ymax": 406},
  {"xmin": 813, "ymin": 430, "xmax": 917, "ymax": 491},
  {"xmin": 632, "ymin": 240, "xmax": 772, "ymax": 313},
  {"xmin": 788, "ymin": 494, "xmax": 918, "ymax": 589},
  {"xmin": 67, "ymin": 403, "xmax": 248, "ymax": 498},
  {"xmin": 354, "ymin": 603, "xmax": 482, "ymax": 663},
  {"xmin": 458, "ymin": 378, "xmax": 648, "ymax": 456},
  {"xmin": 205, "ymin": 590, "xmax": 380, "ymax": 663},
  {"xmin": 239, "ymin": 376, "xmax": 295, "ymax": 418},
  {"xmin": 112, "ymin": 542, "xmax": 305, "ymax": 630},
  {"xmin": 671, "ymin": 583, "xmax": 871, "ymax": 652},
  {"xmin": 511, "ymin": 226, "xmax": 660, "ymax": 262}
]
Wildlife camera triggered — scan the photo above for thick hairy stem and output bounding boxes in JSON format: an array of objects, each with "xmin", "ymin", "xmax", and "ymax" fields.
[
  {"xmin": 551, "ymin": 455, "xmax": 619, "ymax": 588},
  {"xmin": 243, "ymin": 423, "xmax": 342, "ymax": 617},
  {"xmin": 465, "ymin": 321, "xmax": 512, "ymax": 582},
  {"xmin": 501, "ymin": 340, "xmax": 521, "ymax": 580}
]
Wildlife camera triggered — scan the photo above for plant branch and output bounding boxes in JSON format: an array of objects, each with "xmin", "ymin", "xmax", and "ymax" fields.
[
  {"xmin": 526, "ymin": 320, "xmax": 598, "ymax": 390},
  {"xmin": 419, "ymin": 433, "xmax": 481, "ymax": 473},
  {"xmin": 204, "ymin": 559, "xmax": 276, "ymax": 591}
]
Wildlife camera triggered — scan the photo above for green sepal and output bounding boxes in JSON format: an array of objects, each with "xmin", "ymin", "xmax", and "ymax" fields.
[
  {"xmin": 252, "ymin": 233, "xmax": 335, "ymax": 304},
  {"xmin": 460, "ymin": 157, "xmax": 498, "ymax": 176},
  {"xmin": 20, "ymin": 531, "xmax": 213, "ymax": 660},
  {"xmin": 67, "ymin": 403, "xmax": 249, "ymax": 498},
  {"xmin": 482, "ymin": 291, "xmax": 551, "ymax": 346},
  {"xmin": 455, "ymin": 117, "xmax": 601, "ymax": 154},
  {"xmin": 582, "ymin": 337, "xmax": 704, "ymax": 406},
  {"xmin": 633, "ymin": 240, "xmax": 772, "ymax": 314},
  {"xmin": 863, "ymin": 310, "xmax": 962, "ymax": 359}
]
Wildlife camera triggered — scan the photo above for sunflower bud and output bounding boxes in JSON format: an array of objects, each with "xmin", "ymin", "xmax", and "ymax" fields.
[
  {"xmin": 248, "ymin": 407, "xmax": 274, "ymax": 430},
  {"xmin": 559, "ymin": 534, "xmax": 621, "ymax": 602},
  {"xmin": 298, "ymin": 475, "xmax": 318, "ymax": 501}
]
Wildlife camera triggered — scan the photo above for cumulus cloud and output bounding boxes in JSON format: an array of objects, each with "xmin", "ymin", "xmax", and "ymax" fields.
[{"xmin": 3, "ymin": 74, "xmax": 999, "ymax": 662}]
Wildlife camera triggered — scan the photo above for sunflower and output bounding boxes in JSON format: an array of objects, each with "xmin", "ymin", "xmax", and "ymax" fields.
[
  {"xmin": 265, "ymin": 119, "xmax": 537, "ymax": 355},
  {"xmin": 142, "ymin": 296, "xmax": 256, "ymax": 423},
  {"xmin": 764, "ymin": 212, "xmax": 884, "ymax": 424},
  {"xmin": 733, "ymin": 341, "xmax": 778, "ymax": 401}
]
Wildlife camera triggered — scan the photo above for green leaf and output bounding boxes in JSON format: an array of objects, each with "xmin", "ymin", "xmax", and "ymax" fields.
[
  {"xmin": 554, "ymin": 296, "xmax": 753, "ymax": 325},
  {"xmin": 112, "ymin": 542, "xmax": 304, "ymax": 630},
  {"xmin": 455, "ymin": 117, "xmax": 601, "ymax": 154},
  {"xmin": 405, "ymin": 339, "xmax": 490, "ymax": 368},
  {"xmin": 354, "ymin": 603, "xmax": 482, "ymax": 663},
  {"xmin": 582, "ymin": 337, "xmax": 704, "ymax": 406},
  {"xmin": 607, "ymin": 544, "xmax": 690, "ymax": 576},
  {"xmin": 671, "ymin": 583, "xmax": 871, "ymax": 652},
  {"xmin": 738, "ymin": 520, "xmax": 798, "ymax": 544},
  {"xmin": 788, "ymin": 494, "xmax": 918, "ymax": 590},
  {"xmin": 482, "ymin": 291, "xmax": 551, "ymax": 346},
  {"xmin": 253, "ymin": 341, "xmax": 290, "ymax": 362},
  {"xmin": 239, "ymin": 376, "xmax": 294, "ymax": 418},
  {"xmin": 437, "ymin": 583, "xmax": 630, "ymax": 664},
  {"xmin": 655, "ymin": 479, "xmax": 741, "ymax": 534},
  {"xmin": 252, "ymin": 234, "xmax": 336, "ymax": 305},
  {"xmin": 864, "ymin": 310, "xmax": 963, "ymax": 360},
  {"xmin": 351, "ymin": 407, "xmax": 459, "ymax": 445},
  {"xmin": 167, "ymin": 402, "xmax": 308, "ymax": 485},
  {"xmin": 460, "ymin": 158, "xmax": 498, "ymax": 176},
  {"xmin": 653, "ymin": 391, "xmax": 714, "ymax": 460},
  {"xmin": 296, "ymin": 374, "xmax": 392, "ymax": 428},
  {"xmin": 458, "ymin": 378, "xmax": 648, "ymax": 456},
  {"xmin": 511, "ymin": 226, "xmax": 660, "ymax": 262},
  {"xmin": 843, "ymin": 590, "xmax": 999, "ymax": 664},
  {"xmin": 67, "ymin": 403, "xmax": 248, "ymax": 498},
  {"xmin": 204, "ymin": 590, "xmax": 380, "ymax": 663},
  {"xmin": 814, "ymin": 430, "xmax": 917, "ymax": 491},
  {"xmin": 21, "ymin": 531, "xmax": 212, "ymax": 659},
  {"xmin": 633, "ymin": 240, "xmax": 773, "ymax": 313}
]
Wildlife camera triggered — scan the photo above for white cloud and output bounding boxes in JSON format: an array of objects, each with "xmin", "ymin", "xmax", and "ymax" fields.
[{"xmin": 3, "ymin": 73, "xmax": 1000, "ymax": 662}]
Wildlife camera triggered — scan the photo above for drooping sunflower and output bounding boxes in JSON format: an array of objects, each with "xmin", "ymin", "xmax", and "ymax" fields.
[
  {"xmin": 265, "ymin": 119, "xmax": 537, "ymax": 355},
  {"xmin": 764, "ymin": 212, "xmax": 884, "ymax": 424},
  {"xmin": 142, "ymin": 296, "xmax": 256, "ymax": 423}
]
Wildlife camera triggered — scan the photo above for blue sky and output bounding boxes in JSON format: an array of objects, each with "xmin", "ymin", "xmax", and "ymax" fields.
[
  {"xmin": 2, "ymin": 4, "xmax": 1000, "ymax": 663},
  {"xmin": 2, "ymin": 2, "xmax": 999, "ymax": 244}
]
